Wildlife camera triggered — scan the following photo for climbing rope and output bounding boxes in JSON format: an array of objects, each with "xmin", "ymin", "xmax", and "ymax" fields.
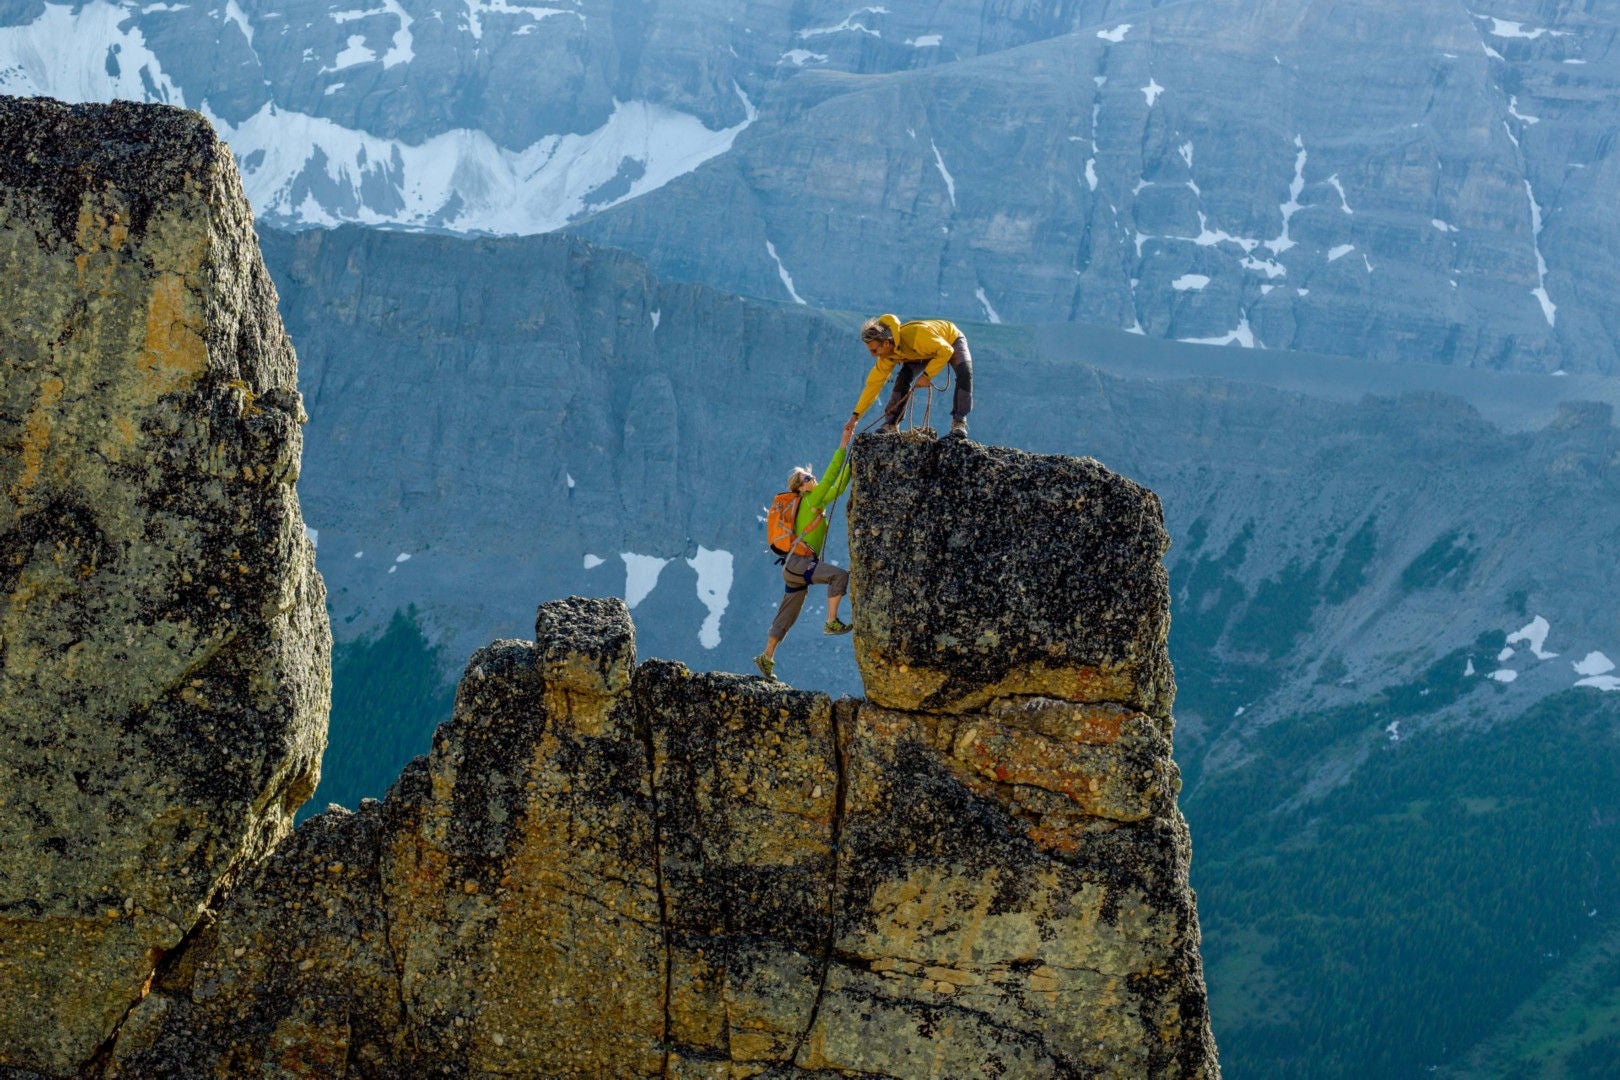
[{"xmin": 856, "ymin": 367, "xmax": 954, "ymax": 437}]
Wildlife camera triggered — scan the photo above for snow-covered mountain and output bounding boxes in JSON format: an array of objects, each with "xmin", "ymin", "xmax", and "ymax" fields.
[{"xmin": 6, "ymin": 0, "xmax": 1618, "ymax": 371}]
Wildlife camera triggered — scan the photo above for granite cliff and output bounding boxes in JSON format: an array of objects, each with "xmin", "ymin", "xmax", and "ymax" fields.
[
  {"xmin": 108, "ymin": 440, "xmax": 1215, "ymax": 1078},
  {"xmin": 0, "ymin": 98, "xmax": 329, "ymax": 1074},
  {"xmin": 0, "ymin": 98, "xmax": 1216, "ymax": 1076}
]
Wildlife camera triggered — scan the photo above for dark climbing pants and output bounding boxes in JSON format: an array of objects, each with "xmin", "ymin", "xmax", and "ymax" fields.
[
  {"xmin": 769, "ymin": 553, "xmax": 848, "ymax": 641},
  {"xmin": 883, "ymin": 336, "xmax": 973, "ymax": 425}
]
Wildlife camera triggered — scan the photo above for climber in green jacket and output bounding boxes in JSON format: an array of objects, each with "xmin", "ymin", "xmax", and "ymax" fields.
[
  {"xmin": 754, "ymin": 417, "xmax": 857, "ymax": 682},
  {"xmin": 852, "ymin": 313, "xmax": 974, "ymax": 439}
]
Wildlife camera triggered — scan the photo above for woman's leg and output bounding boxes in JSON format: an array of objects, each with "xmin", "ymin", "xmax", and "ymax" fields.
[
  {"xmin": 817, "ymin": 563, "xmax": 850, "ymax": 622},
  {"xmin": 766, "ymin": 556, "xmax": 813, "ymax": 651}
]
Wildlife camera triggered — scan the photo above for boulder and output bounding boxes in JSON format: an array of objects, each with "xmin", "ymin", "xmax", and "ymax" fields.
[
  {"xmin": 848, "ymin": 434, "xmax": 1176, "ymax": 718},
  {"xmin": 0, "ymin": 97, "xmax": 328, "ymax": 1073}
]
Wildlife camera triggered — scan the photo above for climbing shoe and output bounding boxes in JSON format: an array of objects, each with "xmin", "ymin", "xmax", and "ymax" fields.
[
  {"xmin": 824, "ymin": 618, "xmax": 853, "ymax": 635},
  {"xmin": 945, "ymin": 419, "xmax": 969, "ymax": 440},
  {"xmin": 753, "ymin": 653, "xmax": 778, "ymax": 680}
]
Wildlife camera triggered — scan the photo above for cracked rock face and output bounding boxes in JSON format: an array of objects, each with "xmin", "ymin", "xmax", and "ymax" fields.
[
  {"xmin": 0, "ymin": 97, "xmax": 328, "ymax": 1074},
  {"xmin": 1, "ymin": 97, "xmax": 1210, "ymax": 1076},
  {"xmin": 112, "ymin": 586, "xmax": 1213, "ymax": 1072},
  {"xmin": 849, "ymin": 435, "xmax": 1176, "ymax": 718}
]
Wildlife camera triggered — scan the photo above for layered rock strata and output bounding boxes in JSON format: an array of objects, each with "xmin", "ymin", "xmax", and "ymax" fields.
[
  {"xmin": 104, "ymin": 438, "xmax": 1216, "ymax": 1078},
  {"xmin": 0, "ymin": 97, "xmax": 329, "ymax": 1072}
]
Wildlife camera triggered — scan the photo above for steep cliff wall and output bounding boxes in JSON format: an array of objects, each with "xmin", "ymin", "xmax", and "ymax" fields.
[
  {"xmin": 0, "ymin": 98, "xmax": 329, "ymax": 1073},
  {"xmin": 106, "ymin": 437, "xmax": 1216, "ymax": 1078},
  {"xmin": 0, "ymin": 97, "xmax": 1213, "ymax": 1077}
]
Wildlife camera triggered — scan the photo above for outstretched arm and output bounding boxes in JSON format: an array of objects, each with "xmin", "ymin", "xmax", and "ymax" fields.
[{"xmin": 850, "ymin": 360, "xmax": 892, "ymax": 418}]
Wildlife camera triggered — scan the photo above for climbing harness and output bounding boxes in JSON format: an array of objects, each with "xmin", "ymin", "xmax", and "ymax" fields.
[{"xmin": 859, "ymin": 365, "xmax": 955, "ymax": 436}]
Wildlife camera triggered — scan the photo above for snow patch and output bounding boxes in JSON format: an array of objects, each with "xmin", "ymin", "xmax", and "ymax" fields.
[
  {"xmin": 394, "ymin": 552, "xmax": 411, "ymax": 563},
  {"xmin": 1141, "ymin": 78, "xmax": 1164, "ymax": 107},
  {"xmin": 1508, "ymin": 96, "xmax": 1540, "ymax": 124},
  {"xmin": 1241, "ymin": 256, "xmax": 1287, "ymax": 278},
  {"xmin": 1482, "ymin": 16, "xmax": 1569, "ymax": 40},
  {"xmin": 1525, "ymin": 180, "xmax": 1557, "ymax": 326},
  {"xmin": 649, "ymin": 309, "xmax": 660, "ymax": 330},
  {"xmin": 687, "ymin": 546, "xmax": 734, "ymax": 649},
  {"xmin": 224, "ymin": 0, "xmax": 254, "ymax": 47},
  {"xmin": 1507, "ymin": 615, "xmax": 1557, "ymax": 659},
  {"xmin": 799, "ymin": 8, "xmax": 886, "ymax": 39},
  {"xmin": 566, "ymin": 472, "xmax": 575, "ymax": 488},
  {"xmin": 1097, "ymin": 24, "xmax": 1131, "ymax": 43},
  {"xmin": 1465, "ymin": 657, "xmax": 1476, "ymax": 676},
  {"xmin": 1085, "ymin": 159, "xmax": 1098, "ymax": 191},
  {"xmin": 584, "ymin": 554, "xmax": 604, "ymax": 569},
  {"xmin": 1432, "ymin": 219, "xmax": 1459, "ymax": 233},
  {"xmin": 0, "ymin": 1, "xmax": 184, "ymax": 104},
  {"xmin": 1574, "ymin": 652, "xmax": 1615, "ymax": 677},
  {"xmin": 1488, "ymin": 669, "xmax": 1518, "ymax": 683},
  {"xmin": 1179, "ymin": 141, "xmax": 1194, "ymax": 168},
  {"xmin": 1577, "ymin": 675, "xmax": 1620, "ymax": 692},
  {"xmin": 1327, "ymin": 243, "xmax": 1355, "ymax": 262},
  {"xmin": 930, "ymin": 139, "xmax": 956, "ymax": 207},
  {"xmin": 780, "ymin": 49, "xmax": 827, "ymax": 66},
  {"xmin": 974, "ymin": 287, "xmax": 1002, "ymax": 324},
  {"xmin": 1193, "ymin": 212, "xmax": 1259, "ymax": 252},
  {"xmin": 1180, "ymin": 313, "xmax": 1256, "ymax": 348},
  {"xmin": 1171, "ymin": 274, "xmax": 1210, "ymax": 291},
  {"xmin": 765, "ymin": 240, "xmax": 807, "ymax": 305},
  {"xmin": 1265, "ymin": 136, "xmax": 1307, "ymax": 255},
  {"xmin": 1326, "ymin": 174, "xmax": 1353, "ymax": 213},
  {"xmin": 324, "ymin": 34, "xmax": 378, "ymax": 72},
  {"xmin": 203, "ymin": 87, "xmax": 757, "ymax": 233},
  {"xmin": 463, "ymin": 0, "xmax": 579, "ymax": 42},
  {"xmin": 906, "ymin": 34, "xmax": 941, "ymax": 47},
  {"xmin": 621, "ymin": 553, "xmax": 670, "ymax": 609},
  {"xmin": 1386, "ymin": 720, "xmax": 1401, "ymax": 743}
]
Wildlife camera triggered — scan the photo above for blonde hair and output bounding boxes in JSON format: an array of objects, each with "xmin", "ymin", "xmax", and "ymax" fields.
[
  {"xmin": 787, "ymin": 466, "xmax": 815, "ymax": 493},
  {"xmin": 859, "ymin": 316, "xmax": 893, "ymax": 343}
]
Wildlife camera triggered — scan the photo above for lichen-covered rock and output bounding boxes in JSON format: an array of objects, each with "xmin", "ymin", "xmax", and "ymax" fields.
[
  {"xmin": 0, "ymin": 97, "xmax": 328, "ymax": 1073},
  {"xmin": 0, "ymin": 97, "xmax": 1210, "ymax": 1070},
  {"xmin": 107, "ymin": 595, "xmax": 1215, "ymax": 1077},
  {"xmin": 848, "ymin": 435, "xmax": 1176, "ymax": 717},
  {"xmin": 817, "ymin": 701, "xmax": 1211, "ymax": 1077}
]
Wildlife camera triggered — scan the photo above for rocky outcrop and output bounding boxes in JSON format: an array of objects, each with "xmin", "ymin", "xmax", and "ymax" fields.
[
  {"xmin": 103, "ymin": 438, "xmax": 1216, "ymax": 1078},
  {"xmin": 0, "ymin": 96, "xmax": 1212, "ymax": 1077},
  {"xmin": 849, "ymin": 438, "xmax": 1175, "ymax": 717},
  {"xmin": 0, "ymin": 98, "xmax": 329, "ymax": 1073}
]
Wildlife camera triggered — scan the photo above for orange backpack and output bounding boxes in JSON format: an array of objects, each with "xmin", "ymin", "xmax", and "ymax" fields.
[{"xmin": 767, "ymin": 491, "xmax": 817, "ymax": 559}]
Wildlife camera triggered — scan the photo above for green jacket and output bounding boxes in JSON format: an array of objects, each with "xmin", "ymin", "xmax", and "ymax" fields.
[{"xmin": 794, "ymin": 445, "xmax": 851, "ymax": 556}]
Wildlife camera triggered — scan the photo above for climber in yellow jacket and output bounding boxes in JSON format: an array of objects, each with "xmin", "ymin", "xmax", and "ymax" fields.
[{"xmin": 851, "ymin": 313, "xmax": 974, "ymax": 439}]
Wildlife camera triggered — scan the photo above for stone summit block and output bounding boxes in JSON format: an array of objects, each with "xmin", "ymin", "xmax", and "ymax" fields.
[{"xmin": 847, "ymin": 434, "xmax": 1175, "ymax": 719}]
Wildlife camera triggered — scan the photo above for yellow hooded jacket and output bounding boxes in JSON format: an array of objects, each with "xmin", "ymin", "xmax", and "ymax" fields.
[{"xmin": 851, "ymin": 313, "xmax": 963, "ymax": 418}]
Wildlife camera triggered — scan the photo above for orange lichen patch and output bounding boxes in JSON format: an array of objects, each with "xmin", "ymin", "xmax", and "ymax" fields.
[
  {"xmin": 948, "ymin": 721, "xmax": 1159, "ymax": 823},
  {"xmin": 137, "ymin": 273, "xmax": 207, "ymax": 396},
  {"xmin": 1025, "ymin": 821, "xmax": 1085, "ymax": 856},
  {"xmin": 13, "ymin": 376, "xmax": 65, "ymax": 497},
  {"xmin": 982, "ymin": 698, "xmax": 1136, "ymax": 744}
]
